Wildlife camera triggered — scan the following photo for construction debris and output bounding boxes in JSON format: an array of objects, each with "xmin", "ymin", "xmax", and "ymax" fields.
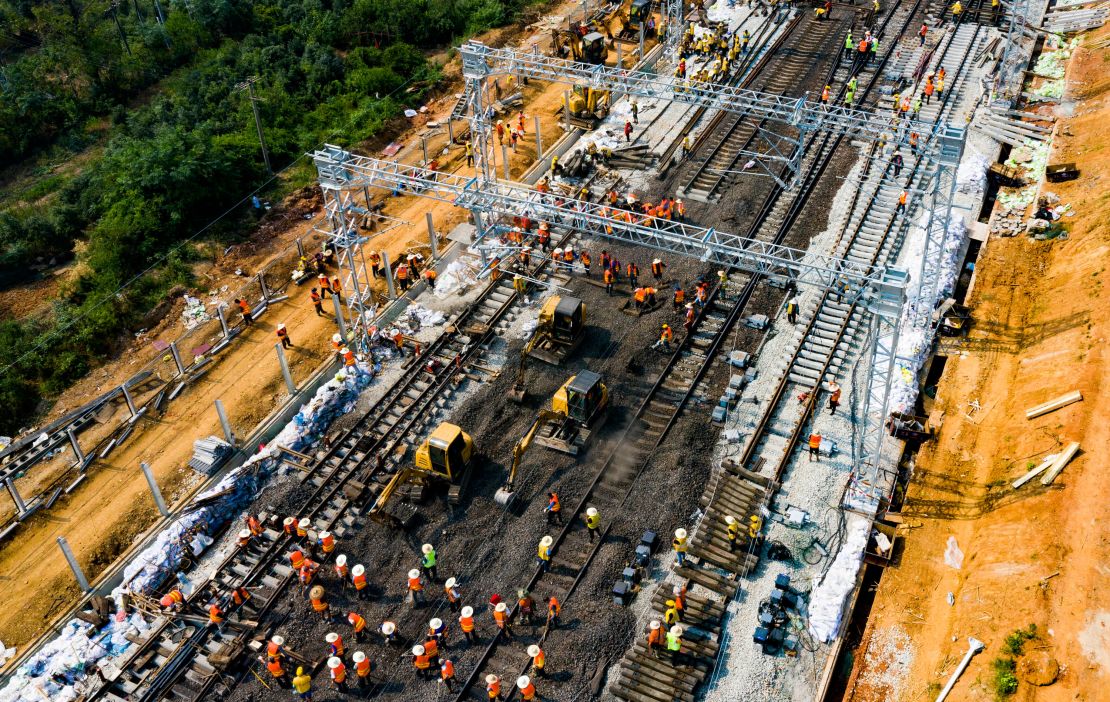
[
  {"xmin": 1041, "ymin": 441, "xmax": 1081, "ymax": 485},
  {"xmin": 1025, "ymin": 389, "xmax": 1082, "ymax": 419},
  {"xmin": 188, "ymin": 436, "xmax": 234, "ymax": 475}
]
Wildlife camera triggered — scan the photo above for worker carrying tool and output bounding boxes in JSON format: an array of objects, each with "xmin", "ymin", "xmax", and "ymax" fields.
[
  {"xmin": 584, "ymin": 507, "xmax": 601, "ymax": 542},
  {"xmin": 653, "ymin": 323, "xmax": 674, "ymax": 351},
  {"xmin": 440, "ymin": 657, "xmax": 456, "ymax": 691},
  {"xmin": 486, "ymin": 673, "xmax": 503, "ymax": 700},
  {"xmin": 673, "ymin": 528, "xmax": 688, "ymax": 566},
  {"xmin": 493, "ymin": 602, "xmax": 514, "ymax": 640},
  {"xmin": 327, "ymin": 656, "xmax": 348, "ymax": 692},
  {"xmin": 265, "ymin": 651, "xmax": 290, "ymax": 688},
  {"xmin": 459, "ymin": 606, "xmax": 479, "ymax": 643},
  {"xmin": 353, "ymin": 651, "xmax": 372, "ymax": 688},
  {"xmin": 421, "ymin": 544, "xmax": 438, "ymax": 581},
  {"xmin": 292, "ymin": 667, "xmax": 313, "ymax": 700},
  {"xmin": 518, "ymin": 589, "xmax": 536, "ymax": 625},
  {"xmin": 544, "ymin": 492, "xmax": 563, "ymax": 525}
]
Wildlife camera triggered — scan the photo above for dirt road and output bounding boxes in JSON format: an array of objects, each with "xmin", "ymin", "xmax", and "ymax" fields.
[{"xmin": 844, "ymin": 27, "xmax": 1110, "ymax": 702}]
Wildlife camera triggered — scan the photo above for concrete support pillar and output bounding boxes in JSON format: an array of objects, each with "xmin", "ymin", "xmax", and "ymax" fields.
[
  {"xmin": 68, "ymin": 427, "xmax": 85, "ymax": 465},
  {"xmin": 169, "ymin": 342, "xmax": 186, "ymax": 376},
  {"xmin": 534, "ymin": 116, "xmax": 543, "ymax": 159},
  {"xmin": 563, "ymin": 90, "xmax": 571, "ymax": 131},
  {"xmin": 502, "ymin": 144, "xmax": 511, "ymax": 180},
  {"xmin": 6, "ymin": 478, "xmax": 27, "ymax": 517},
  {"xmin": 57, "ymin": 536, "xmax": 91, "ymax": 593},
  {"xmin": 426, "ymin": 213, "xmax": 439, "ymax": 261},
  {"xmin": 381, "ymin": 251, "xmax": 397, "ymax": 299},
  {"xmin": 140, "ymin": 462, "xmax": 171, "ymax": 517},
  {"xmin": 122, "ymin": 384, "xmax": 137, "ymax": 416},
  {"xmin": 331, "ymin": 294, "xmax": 347, "ymax": 338},
  {"xmin": 215, "ymin": 399, "xmax": 235, "ymax": 446},
  {"xmin": 639, "ymin": 24, "xmax": 645, "ymax": 61},
  {"xmin": 447, "ymin": 119, "xmax": 455, "ymax": 145},
  {"xmin": 276, "ymin": 343, "xmax": 297, "ymax": 394},
  {"xmin": 216, "ymin": 303, "xmax": 230, "ymax": 338}
]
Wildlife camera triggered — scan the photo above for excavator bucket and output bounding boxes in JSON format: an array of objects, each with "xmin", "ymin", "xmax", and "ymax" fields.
[{"xmin": 493, "ymin": 486, "xmax": 517, "ymax": 507}]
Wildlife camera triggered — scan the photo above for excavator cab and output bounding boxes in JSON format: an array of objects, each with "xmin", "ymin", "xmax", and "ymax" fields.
[
  {"xmin": 581, "ymin": 32, "xmax": 607, "ymax": 64},
  {"xmin": 414, "ymin": 422, "xmax": 474, "ymax": 480},
  {"xmin": 628, "ymin": 0, "xmax": 653, "ymax": 27},
  {"xmin": 546, "ymin": 296, "xmax": 585, "ymax": 344},
  {"xmin": 553, "ymin": 370, "xmax": 608, "ymax": 425}
]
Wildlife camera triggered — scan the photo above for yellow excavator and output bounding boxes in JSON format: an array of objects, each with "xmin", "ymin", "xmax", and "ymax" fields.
[
  {"xmin": 495, "ymin": 371, "xmax": 609, "ymax": 506},
  {"xmin": 368, "ymin": 422, "xmax": 475, "ymax": 528},
  {"xmin": 552, "ymin": 29, "xmax": 608, "ymax": 65},
  {"xmin": 511, "ymin": 295, "xmax": 587, "ymax": 402},
  {"xmin": 566, "ymin": 84, "xmax": 611, "ymax": 129},
  {"xmin": 609, "ymin": 0, "xmax": 655, "ymax": 43}
]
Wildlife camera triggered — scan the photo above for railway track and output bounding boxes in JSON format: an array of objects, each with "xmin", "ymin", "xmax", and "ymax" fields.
[{"xmin": 87, "ymin": 231, "xmax": 585, "ymax": 702}]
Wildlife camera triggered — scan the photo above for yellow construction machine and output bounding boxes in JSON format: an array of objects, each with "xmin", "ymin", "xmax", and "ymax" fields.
[
  {"xmin": 552, "ymin": 29, "xmax": 608, "ymax": 64},
  {"xmin": 368, "ymin": 422, "xmax": 475, "ymax": 528},
  {"xmin": 495, "ymin": 370, "xmax": 609, "ymax": 506},
  {"xmin": 566, "ymin": 84, "xmax": 611, "ymax": 129},
  {"xmin": 609, "ymin": 0, "xmax": 655, "ymax": 43},
  {"xmin": 511, "ymin": 295, "xmax": 587, "ymax": 401}
]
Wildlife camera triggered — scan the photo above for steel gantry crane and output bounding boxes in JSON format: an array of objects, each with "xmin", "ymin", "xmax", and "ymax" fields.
[{"xmin": 313, "ymin": 39, "xmax": 967, "ymax": 513}]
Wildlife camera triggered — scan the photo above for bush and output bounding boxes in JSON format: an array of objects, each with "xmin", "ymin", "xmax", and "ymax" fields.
[
  {"xmin": 991, "ymin": 658, "xmax": 1018, "ymax": 698},
  {"xmin": 1002, "ymin": 624, "xmax": 1037, "ymax": 657}
]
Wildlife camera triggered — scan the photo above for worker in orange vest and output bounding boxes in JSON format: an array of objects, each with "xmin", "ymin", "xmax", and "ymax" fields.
[
  {"xmin": 353, "ymin": 651, "xmax": 372, "ymax": 688},
  {"xmin": 325, "ymin": 632, "xmax": 345, "ymax": 659},
  {"xmin": 396, "ymin": 262, "xmax": 411, "ymax": 291},
  {"xmin": 282, "ymin": 517, "xmax": 296, "ymax": 537},
  {"xmin": 547, "ymin": 595, "xmax": 561, "ymax": 629},
  {"xmin": 808, "ymin": 433, "xmax": 822, "ymax": 462},
  {"xmin": 633, "ymin": 287, "xmax": 646, "ymax": 310},
  {"xmin": 486, "ymin": 673, "xmax": 503, "ymax": 700},
  {"xmin": 352, "ymin": 564, "xmax": 368, "ymax": 600},
  {"xmin": 627, "ymin": 262, "xmax": 639, "ymax": 288},
  {"xmin": 267, "ymin": 635, "xmax": 287, "ymax": 661},
  {"xmin": 544, "ymin": 492, "xmax": 562, "ymax": 525},
  {"xmin": 328, "ymin": 656, "xmax": 348, "ymax": 692},
  {"xmin": 341, "ymin": 347, "xmax": 356, "ymax": 368},
  {"xmin": 422, "ymin": 635, "xmax": 440, "ymax": 666},
  {"xmin": 653, "ymin": 324, "xmax": 674, "ymax": 350},
  {"xmin": 603, "ymin": 267, "xmax": 615, "ymax": 296},
  {"xmin": 237, "ymin": 529, "xmax": 253, "ymax": 550},
  {"xmin": 276, "ymin": 323, "xmax": 292, "ymax": 348},
  {"xmin": 208, "ymin": 601, "xmax": 225, "ymax": 639},
  {"xmin": 580, "ymin": 250, "xmax": 591, "ymax": 277},
  {"xmin": 265, "ymin": 653, "xmax": 290, "ymax": 688},
  {"xmin": 412, "ymin": 644, "xmax": 432, "ymax": 680},
  {"xmin": 310, "ymin": 585, "xmax": 332, "ymax": 622},
  {"xmin": 231, "ymin": 585, "xmax": 251, "ymax": 609},
  {"xmin": 651, "ymin": 258, "xmax": 666, "ymax": 279},
  {"xmin": 234, "ymin": 298, "xmax": 253, "ymax": 326},
  {"xmin": 440, "ymin": 658, "xmax": 457, "ymax": 691},
  {"xmin": 299, "ymin": 560, "xmax": 319, "ymax": 596},
  {"xmin": 459, "ymin": 606, "xmax": 479, "ymax": 644},
  {"xmin": 897, "ymin": 190, "xmax": 908, "ymax": 214},
  {"xmin": 246, "ymin": 514, "xmax": 263, "ymax": 537},
  {"xmin": 334, "ymin": 555, "xmax": 349, "ymax": 588},
  {"xmin": 318, "ymin": 531, "xmax": 336, "ymax": 555},
  {"xmin": 444, "ymin": 577, "xmax": 462, "ymax": 613},
  {"xmin": 646, "ymin": 620, "xmax": 664, "ymax": 658},
  {"xmin": 407, "ymin": 569, "xmax": 426, "ymax": 607},
  {"xmin": 318, "ymin": 274, "xmax": 333, "ymax": 298},
  {"xmin": 348, "ymin": 611, "xmax": 368, "ymax": 643},
  {"xmin": 527, "ymin": 644, "xmax": 546, "ymax": 677},
  {"xmin": 330, "ymin": 275, "xmax": 343, "ymax": 302},
  {"xmin": 517, "ymin": 674, "xmax": 538, "ymax": 701},
  {"xmin": 684, "ymin": 304, "xmax": 696, "ymax": 334},
  {"xmin": 380, "ymin": 620, "xmax": 401, "ymax": 645},
  {"xmin": 160, "ymin": 589, "xmax": 184, "ymax": 612},
  {"xmin": 492, "ymin": 602, "xmax": 514, "ymax": 640},
  {"xmin": 295, "ymin": 517, "xmax": 309, "ymax": 541},
  {"xmin": 821, "ymin": 84, "xmax": 831, "ymax": 105}
]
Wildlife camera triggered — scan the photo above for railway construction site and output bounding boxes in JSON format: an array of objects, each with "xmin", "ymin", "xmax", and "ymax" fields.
[{"xmin": 1, "ymin": 0, "xmax": 1108, "ymax": 700}]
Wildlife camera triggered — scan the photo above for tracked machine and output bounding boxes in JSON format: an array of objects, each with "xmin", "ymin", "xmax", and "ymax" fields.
[{"xmin": 368, "ymin": 422, "xmax": 475, "ymax": 528}]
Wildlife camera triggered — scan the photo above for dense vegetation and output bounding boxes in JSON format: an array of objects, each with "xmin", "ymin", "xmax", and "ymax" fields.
[{"xmin": 0, "ymin": 0, "xmax": 533, "ymax": 435}]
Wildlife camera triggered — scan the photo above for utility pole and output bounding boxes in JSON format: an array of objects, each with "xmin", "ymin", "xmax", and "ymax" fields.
[
  {"xmin": 108, "ymin": 1, "xmax": 133, "ymax": 57},
  {"xmin": 236, "ymin": 77, "xmax": 273, "ymax": 175}
]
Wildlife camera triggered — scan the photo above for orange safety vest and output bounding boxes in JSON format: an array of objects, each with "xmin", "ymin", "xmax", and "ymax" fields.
[
  {"xmin": 899, "ymin": 192, "xmax": 907, "ymax": 205},
  {"xmin": 290, "ymin": 551, "xmax": 305, "ymax": 570},
  {"xmin": 674, "ymin": 289, "xmax": 685, "ymax": 303},
  {"xmin": 661, "ymin": 327, "xmax": 673, "ymax": 342},
  {"xmin": 283, "ymin": 520, "xmax": 296, "ymax": 536},
  {"xmin": 414, "ymin": 654, "xmax": 431, "ymax": 670},
  {"xmin": 353, "ymin": 573, "xmax": 367, "ymax": 590},
  {"xmin": 267, "ymin": 658, "xmax": 285, "ymax": 677},
  {"xmin": 493, "ymin": 609, "xmax": 509, "ymax": 627},
  {"xmin": 232, "ymin": 587, "xmax": 251, "ymax": 606},
  {"xmin": 647, "ymin": 628, "xmax": 664, "ymax": 647},
  {"xmin": 343, "ymin": 349, "xmax": 356, "ymax": 367},
  {"xmin": 520, "ymin": 681, "xmax": 537, "ymax": 700},
  {"xmin": 331, "ymin": 661, "xmax": 347, "ymax": 683},
  {"xmin": 423, "ymin": 638, "xmax": 439, "ymax": 658},
  {"xmin": 160, "ymin": 590, "xmax": 184, "ymax": 608},
  {"xmin": 548, "ymin": 597, "xmax": 561, "ymax": 616},
  {"xmin": 320, "ymin": 533, "xmax": 336, "ymax": 552},
  {"xmin": 651, "ymin": 261, "xmax": 664, "ymax": 276},
  {"xmin": 299, "ymin": 565, "xmax": 315, "ymax": 584},
  {"xmin": 581, "ymin": 252, "xmax": 591, "ymax": 266},
  {"xmin": 356, "ymin": 658, "xmax": 372, "ymax": 677},
  {"xmin": 247, "ymin": 516, "xmax": 263, "ymax": 535},
  {"xmin": 408, "ymin": 576, "xmax": 424, "ymax": 592},
  {"xmin": 627, "ymin": 263, "xmax": 638, "ymax": 277},
  {"xmin": 267, "ymin": 641, "xmax": 283, "ymax": 659},
  {"xmin": 319, "ymin": 275, "xmax": 331, "ymax": 290},
  {"xmin": 533, "ymin": 649, "xmax": 546, "ymax": 669},
  {"xmin": 238, "ymin": 300, "xmax": 251, "ymax": 315},
  {"xmin": 277, "ymin": 327, "xmax": 289, "ymax": 340},
  {"xmin": 329, "ymin": 636, "xmax": 345, "ymax": 657},
  {"xmin": 821, "ymin": 86, "xmax": 830, "ymax": 101},
  {"xmin": 441, "ymin": 660, "xmax": 455, "ymax": 680},
  {"xmin": 397, "ymin": 265, "xmax": 409, "ymax": 280},
  {"xmin": 349, "ymin": 613, "xmax": 367, "ymax": 632},
  {"xmin": 487, "ymin": 679, "xmax": 501, "ymax": 698},
  {"xmin": 634, "ymin": 288, "xmax": 646, "ymax": 303},
  {"xmin": 209, "ymin": 605, "xmax": 224, "ymax": 624},
  {"xmin": 445, "ymin": 585, "xmax": 460, "ymax": 602},
  {"xmin": 460, "ymin": 614, "xmax": 475, "ymax": 632},
  {"xmin": 603, "ymin": 269, "xmax": 614, "ymax": 284},
  {"xmin": 312, "ymin": 596, "xmax": 328, "ymax": 613},
  {"xmin": 296, "ymin": 522, "xmax": 307, "ymax": 538},
  {"xmin": 331, "ymin": 277, "xmax": 342, "ymax": 293},
  {"xmin": 809, "ymin": 434, "xmax": 822, "ymax": 449},
  {"xmin": 335, "ymin": 563, "xmax": 348, "ymax": 580}
]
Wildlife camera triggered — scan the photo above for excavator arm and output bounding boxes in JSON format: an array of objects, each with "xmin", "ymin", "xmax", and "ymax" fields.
[
  {"xmin": 494, "ymin": 409, "xmax": 565, "ymax": 507},
  {"xmin": 368, "ymin": 467, "xmax": 420, "ymax": 526}
]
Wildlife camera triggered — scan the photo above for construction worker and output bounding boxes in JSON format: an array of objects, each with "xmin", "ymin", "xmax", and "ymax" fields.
[
  {"xmin": 276, "ymin": 323, "xmax": 292, "ymax": 349},
  {"xmin": 486, "ymin": 673, "xmax": 503, "ymax": 701},
  {"xmin": 296, "ymin": 517, "xmax": 310, "ymax": 542},
  {"xmin": 517, "ymin": 675, "xmax": 538, "ymax": 701},
  {"xmin": 785, "ymin": 295, "xmax": 799, "ymax": 324},
  {"xmin": 267, "ymin": 635, "xmax": 287, "ymax": 662},
  {"xmin": 664, "ymin": 599, "xmax": 679, "ymax": 626},
  {"xmin": 683, "ymin": 304, "xmax": 696, "ymax": 335},
  {"xmin": 624, "ymin": 120, "xmax": 633, "ymax": 143},
  {"xmin": 348, "ymin": 611, "xmax": 368, "ymax": 643},
  {"xmin": 749, "ymin": 514, "xmax": 763, "ymax": 540},
  {"xmin": 299, "ymin": 560, "xmax": 319, "ymax": 596},
  {"xmin": 428, "ymin": 617, "xmax": 448, "ymax": 648},
  {"xmin": 518, "ymin": 589, "xmax": 536, "ymax": 625},
  {"xmin": 422, "ymin": 633, "xmax": 441, "ymax": 666},
  {"xmin": 407, "ymin": 569, "xmax": 425, "ymax": 607},
  {"xmin": 672, "ymin": 585, "xmax": 687, "ymax": 620},
  {"xmin": 289, "ymin": 548, "xmax": 306, "ymax": 573},
  {"xmin": 325, "ymin": 631, "xmax": 345, "ymax": 660},
  {"xmin": 231, "ymin": 585, "xmax": 251, "ymax": 610},
  {"xmin": 651, "ymin": 258, "xmax": 666, "ymax": 280},
  {"xmin": 266, "ymin": 652, "xmax": 289, "ymax": 688},
  {"xmin": 234, "ymin": 298, "xmax": 253, "ymax": 326},
  {"xmin": 309, "ymin": 288, "xmax": 325, "ymax": 316},
  {"xmin": 208, "ymin": 600, "xmax": 225, "ymax": 640},
  {"xmin": 547, "ymin": 595, "xmax": 561, "ymax": 629},
  {"xmin": 653, "ymin": 323, "xmax": 674, "ymax": 351},
  {"xmin": 444, "ymin": 577, "xmax": 462, "ymax": 612},
  {"xmin": 317, "ymin": 530, "xmax": 336, "ymax": 556},
  {"xmin": 333, "ymin": 555, "xmax": 349, "ymax": 589},
  {"xmin": 440, "ymin": 658, "xmax": 457, "ymax": 691},
  {"xmin": 673, "ymin": 528, "xmax": 688, "ymax": 566},
  {"xmin": 380, "ymin": 620, "xmax": 401, "ymax": 646},
  {"xmin": 666, "ymin": 625, "xmax": 683, "ymax": 659},
  {"xmin": 412, "ymin": 645, "xmax": 432, "ymax": 680},
  {"xmin": 580, "ymin": 250, "xmax": 591, "ymax": 277},
  {"xmin": 459, "ymin": 606, "xmax": 479, "ymax": 644},
  {"xmin": 310, "ymin": 585, "xmax": 332, "ymax": 622},
  {"xmin": 717, "ymin": 269, "xmax": 729, "ymax": 296},
  {"xmin": 317, "ymin": 273, "xmax": 332, "ymax": 298},
  {"xmin": 466, "ymin": 141, "xmax": 474, "ymax": 167},
  {"xmin": 633, "ymin": 286, "xmax": 646, "ymax": 311},
  {"xmin": 924, "ymin": 77, "xmax": 935, "ymax": 105},
  {"xmin": 513, "ymin": 274, "xmax": 527, "ymax": 295},
  {"xmin": 292, "ymin": 667, "xmax": 313, "ymax": 701},
  {"xmin": 584, "ymin": 507, "xmax": 602, "ymax": 542},
  {"xmin": 421, "ymin": 544, "xmax": 438, "ymax": 581},
  {"xmin": 352, "ymin": 564, "xmax": 368, "ymax": 599},
  {"xmin": 828, "ymin": 380, "xmax": 842, "ymax": 414},
  {"xmin": 327, "ymin": 656, "xmax": 348, "ymax": 692},
  {"xmin": 675, "ymin": 198, "xmax": 686, "ymax": 220},
  {"xmin": 493, "ymin": 601, "xmax": 514, "ymax": 640},
  {"xmin": 537, "ymin": 535, "xmax": 554, "ymax": 573},
  {"xmin": 544, "ymin": 492, "xmax": 563, "ymax": 525},
  {"xmin": 330, "ymin": 275, "xmax": 343, "ymax": 302},
  {"xmin": 821, "ymin": 84, "xmax": 830, "ymax": 105},
  {"xmin": 160, "ymin": 588, "xmax": 184, "ymax": 612},
  {"xmin": 603, "ymin": 266, "xmax": 615, "ymax": 296},
  {"xmin": 396, "ymin": 262, "xmax": 411, "ymax": 291},
  {"xmin": 670, "ymin": 286, "xmax": 685, "ymax": 312},
  {"xmin": 353, "ymin": 651, "xmax": 372, "ymax": 688},
  {"xmin": 892, "ymin": 150, "xmax": 904, "ymax": 178},
  {"xmin": 646, "ymin": 620, "xmax": 664, "ymax": 658},
  {"xmin": 246, "ymin": 513, "xmax": 263, "ymax": 537},
  {"xmin": 725, "ymin": 515, "xmax": 741, "ymax": 551},
  {"xmin": 950, "ymin": 0, "xmax": 963, "ymax": 23},
  {"xmin": 897, "ymin": 189, "xmax": 908, "ymax": 215},
  {"xmin": 808, "ymin": 432, "xmax": 822, "ymax": 462},
  {"xmin": 626, "ymin": 261, "xmax": 639, "ymax": 288}
]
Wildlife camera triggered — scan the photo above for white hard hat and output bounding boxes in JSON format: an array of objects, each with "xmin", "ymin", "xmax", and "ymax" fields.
[
  {"xmin": 675, "ymin": 528, "xmax": 687, "ymax": 539},
  {"xmin": 496, "ymin": 602, "xmax": 507, "ymax": 612},
  {"xmin": 653, "ymin": 258, "xmax": 661, "ymax": 264},
  {"xmin": 673, "ymin": 586, "xmax": 683, "ymax": 595},
  {"xmin": 409, "ymin": 569, "xmax": 421, "ymax": 579},
  {"xmin": 272, "ymin": 635, "xmax": 285, "ymax": 645},
  {"xmin": 517, "ymin": 676, "xmax": 531, "ymax": 689},
  {"xmin": 587, "ymin": 507, "xmax": 598, "ymax": 517},
  {"xmin": 725, "ymin": 515, "xmax": 737, "ymax": 525},
  {"xmin": 649, "ymin": 621, "xmax": 661, "ymax": 630},
  {"xmin": 298, "ymin": 518, "xmax": 310, "ymax": 529},
  {"xmin": 382, "ymin": 621, "xmax": 396, "ymax": 634},
  {"xmin": 445, "ymin": 577, "xmax": 457, "ymax": 588},
  {"xmin": 328, "ymin": 656, "xmax": 342, "ymax": 669},
  {"xmin": 336, "ymin": 554, "xmax": 347, "ymax": 566},
  {"xmin": 486, "ymin": 674, "xmax": 499, "ymax": 684},
  {"xmin": 283, "ymin": 517, "xmax": 294, "ymax": 526},
  {"xmin": 412, "ymin": 645, "xmax": 425, "ymax": 656},
  {"xmin": 528, "ymin": 645, "xmax": 541, "ymax": 656},
  {"xmin": 332, "ymin": 333, "xmax": 342, "ymax": 343},
  {"xmin": 278, "ymin": 323, "xmax": 286, "ymax": 330},
  {"xmin": 430, "ymin": 618, "xmax": 443, "ymax": 630},
  {"xmin": 670, "ymin": 625, "xmax": 684, "ymax": 635},
  {"xmin": 540, "ymin": 535, "xmax": 553, "ymax": 547},
  {"xmin": 718, "ymin": 270, "xmax": 726, "ymax": 276},
  {"xmin": 352, "ymin": 564, "xmax": 365, "ymax": 576},
  {"xmin": 565, "ymin": 245, "xmax": 574, "ymax": 252},
  {"xmin": 353, "ymin": 651, "xmax": 366, "ymax": 663},
  {"xmin": 320, "ymin": 531, "xmax": 331, "ymax": 540},
  {"xmin": 340, "ymin": 347, "xmax": 350, "ymax": 355},
  {"xmin": 462, "ymin": 606, "xmax": 474, "ymax": 617},
  {"xmin": 422, "ymin": 544, "xmax": 434, "ymax": 554},
  {"xmin": 514, "ymin": 274, "xmax": 523, "ymax": 280},
  {"xmin": 326, "ymin": 632, "xmax": 339, "ymax": 643},
  {"xmin": 239, "ymin": 529, "xmax": 250, "ymax": 539}
]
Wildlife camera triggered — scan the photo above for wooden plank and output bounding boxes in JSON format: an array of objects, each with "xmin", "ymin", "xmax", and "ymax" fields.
[
  {"xmin": 1025, "ymin": 390, "xmax": 1082, "ymax": 419},
  {"xmin": 1041, "ymin": 441, "xmax": 1080, "ymax": 485}
]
